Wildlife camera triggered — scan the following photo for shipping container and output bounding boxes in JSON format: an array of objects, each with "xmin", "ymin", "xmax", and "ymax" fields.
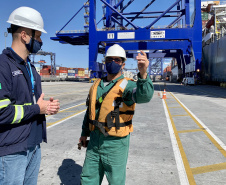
[
  {"xmin": 40, "ymin": 69, "xmax": 50, "ymax": 74},
  {"xmin": 59, "ymin": 67, "xmax": 67, "ymax": 70},
  {"xmin": 42, "ymin": 65, "xmax": 51, "ymax": 69},
  {"xmin": 68, "ymin": 76, "xmax": 75, "ymax": 78},
  {"xmin": 59, "ymin": 73, "xmax": 67, "ymax": 78},
  {"xmin": 201, "ymin": 12, "xmax": 208, "ymax": 20},
  {"xmin": 202, "ymin": 20, "xmax": 208, "ymax": 29},
  {"xmin": 68, "ymin": 73, "xmax": 75, "ymax": 76},
  {"xmin": 68, "ymin": 70, "xmax": 76, "ymax": 73},
  {"xmin": 59, "ymin": 70, "xmax": 68, "ymax": 73}
]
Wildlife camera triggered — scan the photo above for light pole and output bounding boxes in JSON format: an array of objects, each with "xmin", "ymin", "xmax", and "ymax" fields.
[{"xmin": 4, "ymin": 32, "xmax": 8, "ymax": 49}]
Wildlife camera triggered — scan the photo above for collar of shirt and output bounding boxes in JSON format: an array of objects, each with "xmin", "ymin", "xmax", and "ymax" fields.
[
  {"xmin": 99, "ymin": 75, "xmax": 124, "ymax": 89},
  {"xmin": 8, "ymin": 48, "xmax": 26, "ymax": 64}
]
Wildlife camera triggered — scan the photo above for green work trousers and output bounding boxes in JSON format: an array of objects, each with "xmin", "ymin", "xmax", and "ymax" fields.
[{"xmin": 80, "ymin": 129, "xmax": 130, "ymax": 185}]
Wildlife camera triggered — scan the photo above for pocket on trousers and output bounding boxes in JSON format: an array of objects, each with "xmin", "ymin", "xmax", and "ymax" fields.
[{"xmin": 120, "ymin": 134, "xmax": 130, "ymax": 147}]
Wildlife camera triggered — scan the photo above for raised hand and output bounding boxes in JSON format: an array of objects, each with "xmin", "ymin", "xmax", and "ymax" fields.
[{"xmin": 136, "ymin": 50, "xmax": 149, "ymax": 79}]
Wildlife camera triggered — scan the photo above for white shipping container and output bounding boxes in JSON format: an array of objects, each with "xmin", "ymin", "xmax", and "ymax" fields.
[
  {"xmin": 59, "ymin": 73, "xmax": 68, "ymax": 77},
  {"xmin": 56, "ymin": 67, "xmax": 60, "ymax": 70},
  {"xmin": 68, "ymin": 76, "xmax": 75, "ymax": 78},
  {"xmin": 85, "ymin": 70, "xmax": 89, "ymax": 74},
  {"xmin": 68, "ymin": 70, "xmax": 76, "ymax": 73}
]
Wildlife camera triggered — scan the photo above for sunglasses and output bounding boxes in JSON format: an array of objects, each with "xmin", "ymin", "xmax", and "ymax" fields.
[{"xmin": 106, "ymin": 57, "xmax": 123, "ymax": 63}]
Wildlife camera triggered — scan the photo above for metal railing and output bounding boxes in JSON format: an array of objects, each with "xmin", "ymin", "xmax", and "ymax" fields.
[{"xmin": 56, "ymin": 24, "xmax": 193, "ymax": 34}]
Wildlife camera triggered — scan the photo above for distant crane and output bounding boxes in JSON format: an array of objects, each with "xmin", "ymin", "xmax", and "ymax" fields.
[{"xmin": 30, "ymin": 51, "xmax": 56, "ymax": 76}]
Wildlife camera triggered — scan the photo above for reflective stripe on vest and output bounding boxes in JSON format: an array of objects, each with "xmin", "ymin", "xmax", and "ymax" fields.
[
  {"xmin": 89, "ymin": 77, "xmax": 136, "ymax": 137},
  {"xmin": 0, "ymin": 99, "xmax": 11, "ymax": 109},
  {"xmin": 12, "ymin": 105, "xmax": 24, "ymax": 124},
  {"xmin": 24, "ymin": 103, "xmax": 32, "ymax": 105},
  {"xmin": 119, "ymin": 78, "xmax": 128, "ymax": 89}
]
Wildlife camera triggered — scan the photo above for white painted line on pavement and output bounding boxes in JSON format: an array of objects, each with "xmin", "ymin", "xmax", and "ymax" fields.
[
  {"xmin": 58, "ymin": 102, "xmax": 86, "ymax": 112},
  {"xmin": 162, "ymin": 98, "xmax": 189, "ymax": 185},
  {"xmin": 171, "ymin": 92, "xmax": 226, "ymax": 151}
]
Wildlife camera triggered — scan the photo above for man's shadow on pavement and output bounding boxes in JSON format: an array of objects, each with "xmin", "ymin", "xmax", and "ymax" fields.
[{"xmin": 58, "ymin": 159, "xmax": 82, "ymax": 185}]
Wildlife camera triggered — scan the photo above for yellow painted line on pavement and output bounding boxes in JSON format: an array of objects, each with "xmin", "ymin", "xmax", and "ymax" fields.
[
  {"xmin": 165, "ymin": 99, "xmax": 196, "ymax": 185},
  {"xmin": 62, "ymin": 111, "xmax": 79, "ymax": 113},
  {"xmin": 168, "ymin": 107, "xmax": 182, "ymax": 108},
  {"xmin": 178, "ymin": 128, "xmax": 205, "ymax": 133},
  {"xmin": 170, "ymin": 92, "xmax": 226, "ymax": 158},
  {"xmin": 162, "ymin": 85, "xmax": 226, "ymax": 182},
  {"xmin": 171, "ymin": 114, "xmax": 189, "ymax": 117},
  {"xmin": 59, "ymin": 103, "xmax": 86, "ymax": 113},
  {"xmin": 191, "ymin": 162, "xmax": 226, "ymax": 175},
  {"xmin": 47, "ymin": 109, "xmax": 86, "ymax": 127}
]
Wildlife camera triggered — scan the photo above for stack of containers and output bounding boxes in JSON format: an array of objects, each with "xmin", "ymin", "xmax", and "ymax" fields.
[
  {"xmin": 78, "ymin": 68, "xmax": 85, "ymax": 78},
  {"xmin": 74, "ymin": 68, "xmax": 78, "ymax": 78},
  {"xmin": 40, "ymin": 65, "xmax": 51, "ymax": 77},
  {"xmin": 84, "ymin": 68, "xmax": 90, "ymax": 78},
  {"xmin": 201, "ymin": 11, "xmax": 209, "ymax": 29},
  {"xmin": 68, "ymin": 68, "xmax": 76, "ymax": 78},
  {"xmin": 55, "ymin": 67, "xmax": 60, "ymax": 78},
  {"xmin": 59, "ymin": 67, "xmax": 68, "ymax": 78}
]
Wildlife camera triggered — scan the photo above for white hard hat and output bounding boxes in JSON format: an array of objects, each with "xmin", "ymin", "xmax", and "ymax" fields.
[
  {"xmin": 105, "ymin": 44, "xmax": 127, "ymax": 61},
  {"xmin": 7, "ymin": 6, "xmax": 47, "ymax": 33}
]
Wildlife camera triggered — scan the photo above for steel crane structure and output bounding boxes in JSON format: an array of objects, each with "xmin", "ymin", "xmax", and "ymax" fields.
[{"xmin": 51, "ymin": 0, "xmax": 202, "ymax": 80}]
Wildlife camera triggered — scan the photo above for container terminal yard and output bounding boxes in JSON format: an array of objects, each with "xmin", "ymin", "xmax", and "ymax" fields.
[
  {"xmin": 7, "ymin": 0, "xmax": 225, "ymax": 184},
  {"xmin": 38, "ymin": 80, "xmax": 226, "ymax": 185}
]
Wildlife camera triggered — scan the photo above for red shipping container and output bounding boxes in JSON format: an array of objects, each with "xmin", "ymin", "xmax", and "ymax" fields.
[
  {"xmin": 40, "ymin": 70, "xmax": 50, "ymax": 74},
  {"xmin": 59, "ymin": 70, "xmax": 68, "ymax": 73}
]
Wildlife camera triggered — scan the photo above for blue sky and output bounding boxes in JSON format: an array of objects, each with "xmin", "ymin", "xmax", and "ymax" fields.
[{"xmin": 0, "ymin": 0, "xmax": 207, "ymax": 69}]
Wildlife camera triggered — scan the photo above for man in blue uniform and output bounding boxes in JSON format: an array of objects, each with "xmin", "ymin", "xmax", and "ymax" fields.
[
  {"xmin": 0, "ymin": 7, "xmax": 60, "ymax": 185},
  {"xmin": 79, "ymin": 44, "xmax": 154, "ymax": 185}
]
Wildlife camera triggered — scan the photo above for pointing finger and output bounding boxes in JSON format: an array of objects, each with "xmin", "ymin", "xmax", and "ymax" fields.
[{"xmin": 140, "ymin": 50, "xmax": 147, "ymax": 56}]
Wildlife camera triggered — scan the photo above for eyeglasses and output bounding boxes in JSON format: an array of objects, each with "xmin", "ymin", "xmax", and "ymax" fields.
[{"xmin": 106, "ymin": 57, "xmax": 123, "ymax": 63}]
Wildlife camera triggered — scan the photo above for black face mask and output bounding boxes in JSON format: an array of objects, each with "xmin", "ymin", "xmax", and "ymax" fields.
[
  {"xmin": 106, "ymin": 61, "xmax": 122, "ymax": 74},
  {"xmin": 25, "ymin": 38, "xmax": 43, "ymax": 53}
]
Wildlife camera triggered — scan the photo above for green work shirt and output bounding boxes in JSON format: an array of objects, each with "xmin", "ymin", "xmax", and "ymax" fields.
[{"xmin": 81, "ymin": 73, "xmax": 154, "ymax": 136}]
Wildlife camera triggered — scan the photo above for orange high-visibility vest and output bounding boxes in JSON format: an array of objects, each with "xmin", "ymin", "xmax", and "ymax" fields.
[{"xmin": 88, "ymin": 78, "xmax": 136, "ymax": 137}]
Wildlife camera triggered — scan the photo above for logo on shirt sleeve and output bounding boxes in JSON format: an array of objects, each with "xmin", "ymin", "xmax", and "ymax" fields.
[{"xmin": 12, "ymin": 70, "xmax": 23, "ymax": 77}]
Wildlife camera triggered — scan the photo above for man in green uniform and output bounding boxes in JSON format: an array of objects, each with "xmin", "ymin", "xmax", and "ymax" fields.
[{"xmin": 79, "ymin": 44, "xmax": 154, "ymax": 185}]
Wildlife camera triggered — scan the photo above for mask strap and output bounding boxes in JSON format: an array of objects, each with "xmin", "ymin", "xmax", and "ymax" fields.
[{"xmin": 30, "ymin": 30, "xmax": 35, "ymax": 53}]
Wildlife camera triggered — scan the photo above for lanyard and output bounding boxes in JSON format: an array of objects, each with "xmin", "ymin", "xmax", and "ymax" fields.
[
  {"xmin": 25, "ymin": 59, "xmax": 35, "ymax": 95},
  {"xmin": 10, "ymin": 47, "xmax": 35, "ymax": 95},
  {"xmin": 10, "ymin": 47, "xmax": 36, "ymax": 103}
]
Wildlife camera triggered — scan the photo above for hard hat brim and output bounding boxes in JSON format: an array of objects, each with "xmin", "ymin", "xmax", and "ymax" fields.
[{"xmin": 7, "ymin": 21, "xmax": 47, "ymax": 33}]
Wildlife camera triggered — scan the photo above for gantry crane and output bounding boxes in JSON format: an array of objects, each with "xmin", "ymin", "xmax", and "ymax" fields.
[{"xmin": 51, "ymin": 0, "xmax": 202, "ymax": 81}]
